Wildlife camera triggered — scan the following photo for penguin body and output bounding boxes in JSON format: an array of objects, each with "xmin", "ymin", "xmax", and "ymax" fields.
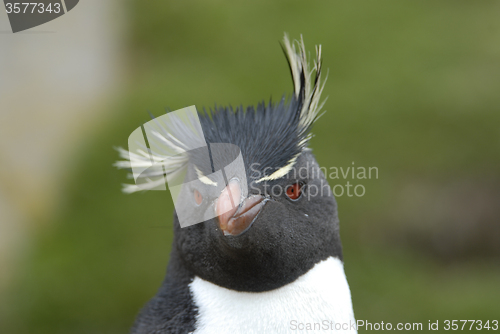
[
  {"xmin": 131, "ymin": 254, "xmax": 355, "ymax": 334},
  {"xmin": 190, "ymin": 256, "xmax": 355, "ymax": 334}
]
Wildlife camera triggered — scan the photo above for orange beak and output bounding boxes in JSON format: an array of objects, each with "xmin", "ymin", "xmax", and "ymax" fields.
[{"xmin": 215, "ymin": 180, "xmax": 265, "ymax": 236}]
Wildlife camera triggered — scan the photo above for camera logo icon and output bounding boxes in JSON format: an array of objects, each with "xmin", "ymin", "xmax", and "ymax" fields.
[{"xmin": 119, "ymin": 106, "xmax": 248, "ymax": 228}]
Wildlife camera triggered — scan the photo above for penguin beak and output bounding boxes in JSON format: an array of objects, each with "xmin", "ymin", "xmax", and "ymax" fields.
[{"xmin": 215, "ymin": 180, "xmax": 266, "ymax": 236}]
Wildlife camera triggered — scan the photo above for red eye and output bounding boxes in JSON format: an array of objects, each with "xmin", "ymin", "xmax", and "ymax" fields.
[
  {"xmin": 194, "ymin": 189, "xmax": 203, "ymax": 205},
  {"xmin": 286, "ymin": 182, "xmax": 302, "ymax": 201}
]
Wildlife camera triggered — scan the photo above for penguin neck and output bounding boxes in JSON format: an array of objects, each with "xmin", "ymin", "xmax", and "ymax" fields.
[
  {"xmin": 172, "ymin": 230, "xmax": 343, "ymax": 292},
  {"xmin": 171, "ymin": 210, "xmax": 344, "ymax": 292}
]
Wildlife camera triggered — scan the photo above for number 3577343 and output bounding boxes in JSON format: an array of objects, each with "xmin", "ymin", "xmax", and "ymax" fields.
[
  {"xmin": 443, "ymin": 320, "xmax": 498, "ymax": 331},
  {"xmin": 5, "ymin": 2, "xmax": 61, "ymax": 14}
]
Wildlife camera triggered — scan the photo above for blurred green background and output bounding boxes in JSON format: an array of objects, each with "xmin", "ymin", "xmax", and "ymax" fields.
[{"xmin": 1, "ymin": 0, "xmax": 499, "ymax": 333}]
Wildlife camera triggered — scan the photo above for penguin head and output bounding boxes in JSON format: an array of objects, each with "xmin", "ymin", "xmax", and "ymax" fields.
[
  {"xmin": 115, "ymin": 35, "xmax": 342, "ymax": 291},
  {"xmin": 170, "ymin": 35, "xmax": 343, "ymax": 292}
]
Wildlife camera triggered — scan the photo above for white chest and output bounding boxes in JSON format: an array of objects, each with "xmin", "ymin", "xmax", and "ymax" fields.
[{"xmin": 189, "ymin": 256, "xmax": 357, "ymax": 334}]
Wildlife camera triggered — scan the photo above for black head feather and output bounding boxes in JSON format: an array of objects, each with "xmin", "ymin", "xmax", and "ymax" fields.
[
  {"xmin": 199, "ymin": 96, "xmax": 304, "ymax": 182},
  {"xmin": 115, "ymin": 34, "xmax": 327, "ymax": 191}
]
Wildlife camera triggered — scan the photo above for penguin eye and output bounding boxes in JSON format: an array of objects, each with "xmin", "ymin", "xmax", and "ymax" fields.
[
  {"xmin": 286, "ymin": 182, "xmax": 302, "ymax": 201},
  {"xmin": 194, "ymin": 189, "xmax": 203, "ymax": 205}
]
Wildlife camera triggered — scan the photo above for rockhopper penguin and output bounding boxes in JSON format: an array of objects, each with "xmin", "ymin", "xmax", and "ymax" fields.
[{"xmin": 116, "ymin": 35, "xmax": 357, "ymax": 334}]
